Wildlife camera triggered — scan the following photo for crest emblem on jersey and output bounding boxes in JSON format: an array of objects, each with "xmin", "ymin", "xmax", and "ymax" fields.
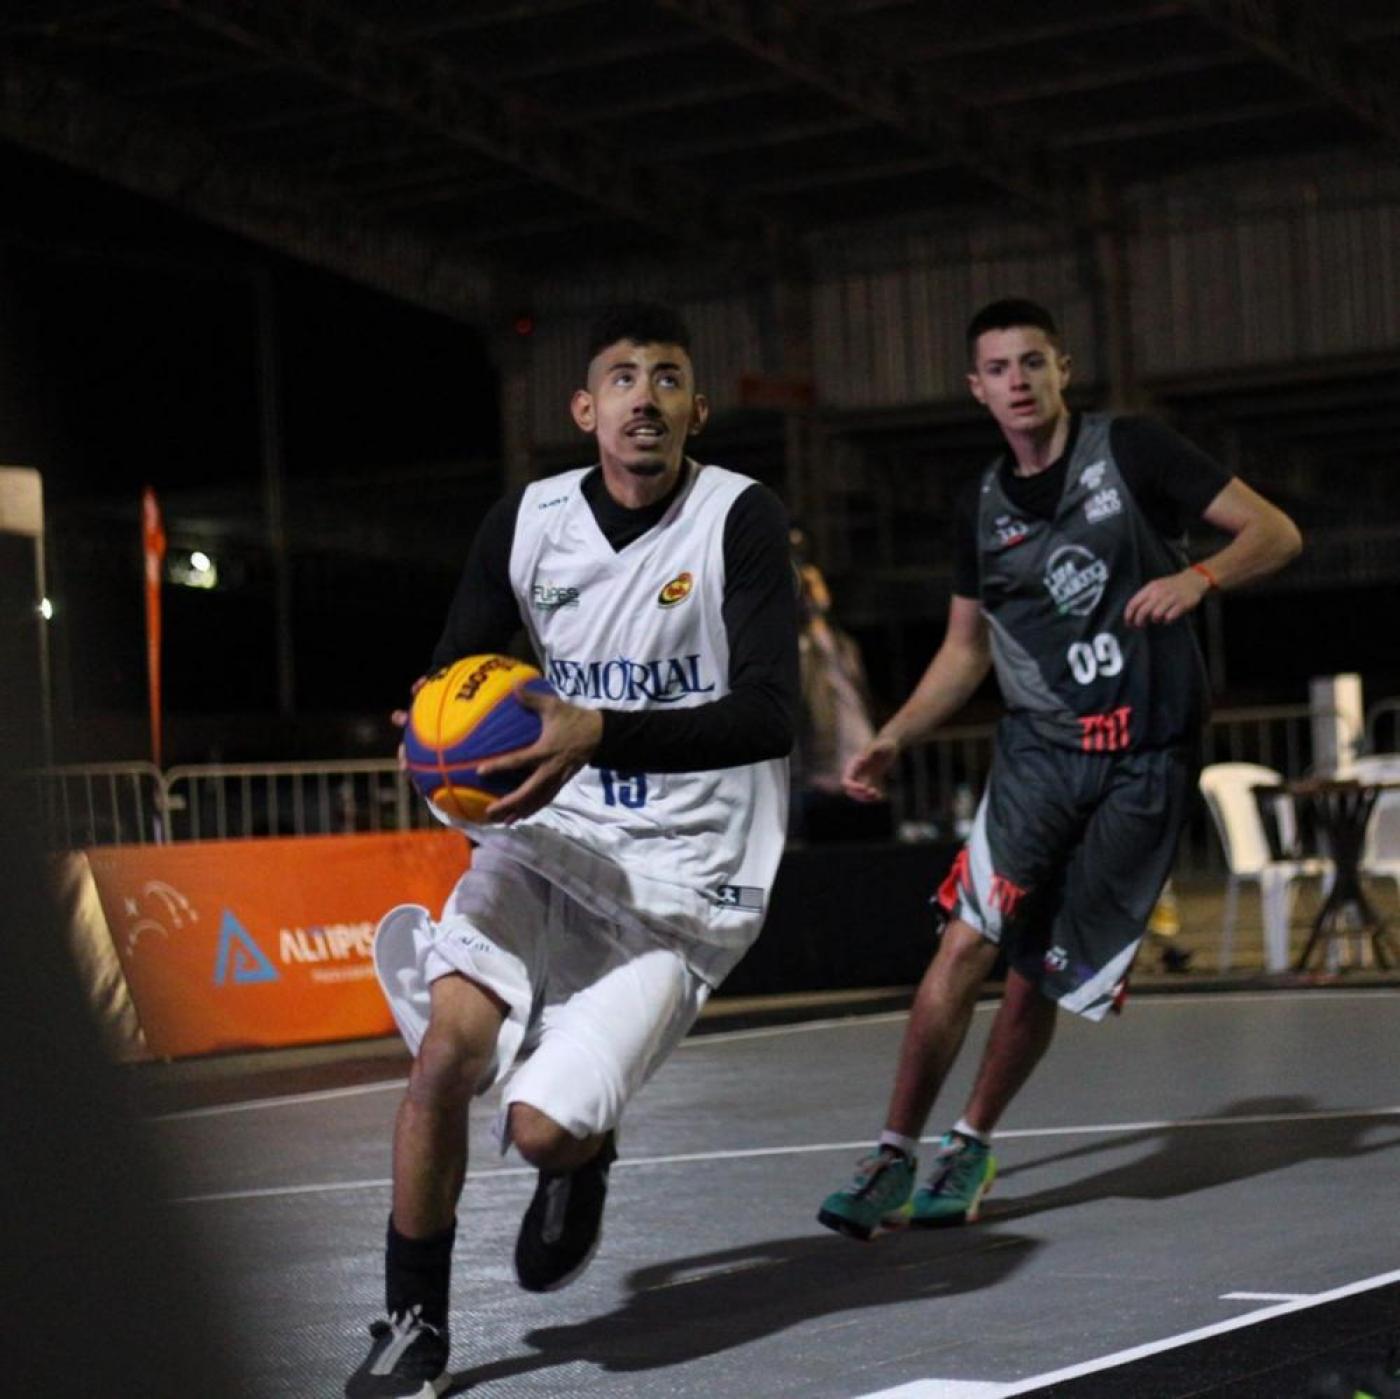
[
  {"xmin": 1045, "ymin": 544, "xmax": 1109, "ymax": 616},
  {"xmin": 657, "ymin": 571, "xmax": 694, "ymax": 608},
  {"xmin": 1079, "ymin": 461, "xmax": 1107, "ymax": 491}
]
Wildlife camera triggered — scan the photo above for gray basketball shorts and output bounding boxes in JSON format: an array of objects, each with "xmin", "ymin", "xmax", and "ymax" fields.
[{"xmin": 937, "ymin": 716, "xmax": 1199, "ymax": 1020}]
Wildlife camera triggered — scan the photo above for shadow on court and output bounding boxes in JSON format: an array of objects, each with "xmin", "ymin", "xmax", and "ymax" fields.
[
  {"xmin": 441, "ymin": 1226, "xmax": 1041, "ymax": 1392},
  {"xmin": 988, "ymin": 1095, "xmax": 1400, "ymax": 1222}
]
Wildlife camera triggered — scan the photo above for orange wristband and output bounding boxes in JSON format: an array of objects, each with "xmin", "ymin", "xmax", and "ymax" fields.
[{"xmin": 1190, "ymin": 562, "xmax": 1219, "ymax": 591}]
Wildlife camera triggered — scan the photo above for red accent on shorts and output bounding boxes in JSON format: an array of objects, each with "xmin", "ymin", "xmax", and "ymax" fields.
[
  {"xmin": 1077, "ymin": 704, "xmax": 1133, "ymax": 753},
  {"xmin": 936, "ymin": 847, "xmax": 971, "ymax": 914},
  {"xmin": 989, "ymin": 873, "xmax": 1028, "ymax": 917}
]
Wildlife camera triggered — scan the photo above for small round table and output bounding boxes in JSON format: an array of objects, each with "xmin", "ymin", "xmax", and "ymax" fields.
[{"xmin": 1260, "ymin": 778, "xmax": 1398, "ymax": 972}]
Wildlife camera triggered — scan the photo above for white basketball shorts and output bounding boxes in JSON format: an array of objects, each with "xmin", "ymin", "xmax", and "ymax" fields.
[{"xmin": 374, "ymin": 842, "xmax": 709, "ymax": 1145}]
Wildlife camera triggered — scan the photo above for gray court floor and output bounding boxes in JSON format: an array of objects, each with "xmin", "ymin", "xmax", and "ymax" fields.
[{"xmin": 142, "ymin": 988, "xmax": 1400, "ymax": 1398}]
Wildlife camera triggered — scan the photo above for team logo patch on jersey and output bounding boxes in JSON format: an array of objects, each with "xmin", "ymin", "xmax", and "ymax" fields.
[
  {"xmin": 532, "ymin": 582, "xmax": 580, "ymax": 612},
  {"xmin": 1079, "ymin": 460, "xmax": 1107, "ymax": 491},
  {"xmin": 657, "ymin": 571, "xmax": 694, "ymax": 608},
  {"xmin": 1045, "ymin": 545, "xmax": 1109, "ymax": 616},
  {"xmin": 993, "ymin": 514, "xmax": 1030, "ymax": 549},
  {"xmin": 1084, "ymin": 487, "xmax": 1122, "ymax": 523}
]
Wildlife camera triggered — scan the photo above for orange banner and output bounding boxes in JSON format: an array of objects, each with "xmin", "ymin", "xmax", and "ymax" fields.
[
  {"xmin": 141, "ymin": 485, "xmax": 166, "ymax": 767},
  {"xmin": 85, "ymin": 830, "xmax": 468, "ymax": 1059}
]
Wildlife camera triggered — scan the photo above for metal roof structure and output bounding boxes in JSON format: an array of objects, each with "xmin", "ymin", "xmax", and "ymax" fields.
[{"xmin": 3, "ymin": 0, "xmax": 1398, "ymax": 325}]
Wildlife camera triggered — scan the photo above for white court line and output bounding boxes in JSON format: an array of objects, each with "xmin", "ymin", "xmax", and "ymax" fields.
[
  {"xmin": 684, "ymin": 987, "xmax": 1400, "ymax": 1048},
  {"xmin": 150, "ymin": 1078, "xmax": 409, "ymax": 1121},
  {"xmin": 169, "ymin": 1103, "xmax": 1400, "ymax": 1205},
  {"xmin": 149, "ymin": 986, "xmax": 1400, "ymax": 1121},
  {"xmin": 852, "ymin": 1266, "xmax": 1400, "ymax": 1398},
  {"xmin": 1220, "ymin": 1291, "xmax": 1311, "ymax": 1301},
  {"xmin": 151, "ymin": 1012, "xmax": 932, "ymax": 1122}
]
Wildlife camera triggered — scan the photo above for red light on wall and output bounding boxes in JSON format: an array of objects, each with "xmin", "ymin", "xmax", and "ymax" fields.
[{"xmin": 514, "ymin": 315, "xmax": 534, "ymax": 337}]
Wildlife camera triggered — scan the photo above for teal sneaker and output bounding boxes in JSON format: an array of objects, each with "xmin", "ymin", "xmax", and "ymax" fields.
[
  {"xmin": 907, "ymin": 1131, "xmax": 995, "ymax": 1227},
  {"xmin": 817, "ymin": 1147, "xmax": 916, "ymax": 1241}
]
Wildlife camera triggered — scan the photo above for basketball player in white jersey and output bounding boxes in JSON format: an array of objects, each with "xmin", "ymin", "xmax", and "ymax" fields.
[{"xmin": 347, "ymin": 304, "xmax": 798, "ymax": 1398}]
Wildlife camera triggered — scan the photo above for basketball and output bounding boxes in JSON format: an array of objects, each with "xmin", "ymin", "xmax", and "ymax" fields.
[{"xmin": 403, "ymin": 654, "xmax": 553, "ymax": 823}]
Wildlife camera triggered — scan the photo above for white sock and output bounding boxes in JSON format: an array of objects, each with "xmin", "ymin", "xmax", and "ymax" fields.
[
  {"xmin": 878, "ymin": 1129, "xmax": 919, "ymax": 1158},
  {"xmin": 952, "ymin": 1117, "xmax": 991, "ymax": 1146}
]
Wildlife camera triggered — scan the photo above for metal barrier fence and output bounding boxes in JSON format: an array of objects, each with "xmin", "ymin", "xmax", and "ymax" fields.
[
  {"xmin": 161, "ymin": 760, "xmax": 434, "ymax": 842},
  {"xmin": 24, "ymin": 700, "xmax": 1394, "ymax": 866},
  {"xmin": 24, "ymin": 762, "xmax": 166, "ymax": 848},
  {"xmin": 20, "ymin": 759, "xmax": 434, "ymax": 848}
]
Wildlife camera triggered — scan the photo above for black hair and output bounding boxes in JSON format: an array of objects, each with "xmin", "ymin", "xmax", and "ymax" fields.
[
  {"xmin": 965, "ymin": 299, "xmax": 1060, "ymax": 364},
  {"xmin": 586, "ymin": 303, "xmax": 691, "ymax": 361}
]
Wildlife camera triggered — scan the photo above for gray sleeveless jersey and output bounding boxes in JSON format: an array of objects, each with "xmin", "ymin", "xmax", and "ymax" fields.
[{"xmin": 977, "ymin": 413, "xmax": 1207, "ymax": 752}]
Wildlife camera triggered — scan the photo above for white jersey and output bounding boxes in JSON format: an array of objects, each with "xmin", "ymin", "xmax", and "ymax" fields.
[{"xmin": 468, "ymin": 460, "xmax": 789, "ymax": 985}]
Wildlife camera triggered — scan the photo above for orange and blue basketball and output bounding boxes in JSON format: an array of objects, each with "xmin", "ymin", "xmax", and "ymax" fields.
[{"xmin": 403, "ymin": 654, "xmax": 552, "ymax": 823}]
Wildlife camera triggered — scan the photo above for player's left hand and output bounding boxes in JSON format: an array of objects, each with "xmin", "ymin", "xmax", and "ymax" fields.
[
  {"xmin": 1124, "ymin": 567, "xmax": 1212, "ymax": 628},
  {"xmin": 474, "ymin": 685, "xmax": 603, "ymax": 823}
]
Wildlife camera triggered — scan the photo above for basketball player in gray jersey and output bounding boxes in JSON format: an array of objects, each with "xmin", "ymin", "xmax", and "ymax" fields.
[
  {"xmin": 347, "ymin": 304, "xmax": 797, "ymax": 1397},
  {"xmin": 818, "ymin": 298, "xmax": 1302, "ymax": 1241}
]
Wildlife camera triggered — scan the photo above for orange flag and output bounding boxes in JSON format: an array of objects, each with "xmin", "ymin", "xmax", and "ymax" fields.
[{"xmin": 141, "ymin": 486, "xmax": 166, "ymax": 766}]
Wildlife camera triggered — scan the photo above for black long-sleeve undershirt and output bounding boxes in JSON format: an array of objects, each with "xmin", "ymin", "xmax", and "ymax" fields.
[{"xmin": 430, "ymin": 467, "xmax": 798, "ymax": 773}]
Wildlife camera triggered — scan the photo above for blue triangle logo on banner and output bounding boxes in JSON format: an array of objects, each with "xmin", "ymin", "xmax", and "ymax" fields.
[{"xmin": 213, "ymin": 910, "xmax": 280, "ymax": 986}]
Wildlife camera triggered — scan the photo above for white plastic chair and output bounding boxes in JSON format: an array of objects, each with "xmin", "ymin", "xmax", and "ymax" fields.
[
  {"xmin": 1198, "ymin": 763, "xmax": 1333, "ymax": 972},
  {"xmin": 1352, "ymin": 754, "xmax": 1400, "ymax": 896}
]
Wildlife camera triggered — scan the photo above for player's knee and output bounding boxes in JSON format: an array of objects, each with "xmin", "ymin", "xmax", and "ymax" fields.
[
  {"xmin": 507, "ymin": 1103, "xmax": 579, "ymax": 1168},
  {"xmin": 408, "ymin": 1016, "xmax": 492, "ymax": 1106},
  {"xmin": 931, "ymin": 919, "xmax": 1000, "ymax": 986}
]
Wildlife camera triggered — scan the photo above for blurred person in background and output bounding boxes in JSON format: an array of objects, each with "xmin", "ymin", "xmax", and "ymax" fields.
[{"xmin": 789, "ymin": 526, "xmax": 892, "ymax": 844}]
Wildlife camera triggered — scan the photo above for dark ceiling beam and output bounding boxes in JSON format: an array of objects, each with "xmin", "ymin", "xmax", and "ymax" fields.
[
  {"xmin": 664, "ymin": 111, "xmax": 869, "ymax": 161},
  {"xmin": 484, "ymin": 29, "xmax": 709, "ymax": 83},
  {"xmin": 564, "ymin": 72, "xmax": 788, "ymax": 122},
  {"xmin": 655, "ymin": 0, "xmax": 1101, "ymax": 225},
  {"xmin": 122, "ymin": 58, "xmax": 282, "ymax": 96},
  {"xmin": 981, "ymin": 50, "xmax": 1244, "ymax": 105},
  {"xmin": 1346, "ymin": 17, "xmax": 1400, "ymax": 42},
  {"xmin": 1186, "ymin": 0, "xmax": 1400, "ymax": 146},
  {"xmin": 7, "ymin": 6, "xmax": 232, "ymax": 64},
  {"xmin": 838, "ymin": 1, "xmax": 1184, "ymax": 61},
  {"xmin": 1051, "ymin": 96, "xmax": 1326, "ymax": 149},
  {"xmin": 0, "ymin": 48, "xmax": 498, "ymax": 323},
  {"xmin": 0, "ymin": 5, "xmax": 148, "ymax": 39},
  {"xmin": 401, "ymin": 0, "xmax": 600, "ymax": 42},
  {"xmin": 750, "ymin": 154, "xmax": 949, "ymax": 197},
  {"xmin": 216, "ymin": 96, "xmax": 360, "ymax": 135},
  {"xmin": 459, "ymin": 209, "xmax": 621, "ymax": 247},
  {"xmin": 327, "ymin": 161, "xmax": 478, "ymax": 199},
  {"xmin": 161, "ymin": 0, "xmax": 787, "ymax": 251},
  {"xmin": 283, "ymin": 139, "xmax": 451, "ymax": 179}
]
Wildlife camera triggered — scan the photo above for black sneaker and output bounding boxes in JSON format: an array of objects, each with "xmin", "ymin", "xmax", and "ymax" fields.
[
  {"xmin": 514, "ymin": 1131, "xmax": 617, "ymax": 1292},
  {"xmin": 345, "ymin": 1307, "xmax": 449, "ymax": 1398}
]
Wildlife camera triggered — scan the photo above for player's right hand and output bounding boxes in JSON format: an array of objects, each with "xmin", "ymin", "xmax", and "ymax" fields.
[{"xmin": 842, "ymin": 734, "xmax": 900, "ymax": 803}]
